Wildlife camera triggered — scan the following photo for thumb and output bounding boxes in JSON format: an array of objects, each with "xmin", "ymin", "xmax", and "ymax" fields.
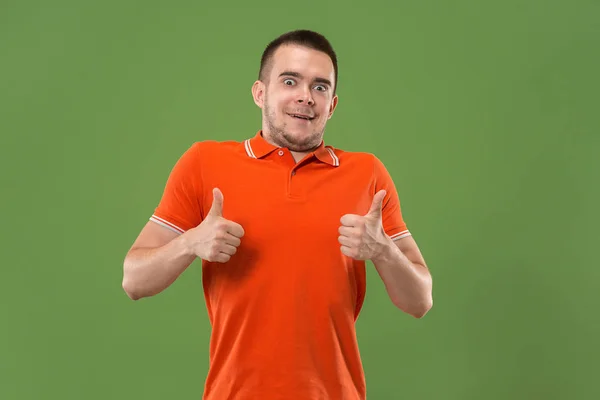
[
  {"xmin": 207, "ymin": 188, "xmax": 224, "ymax": 217},
  {"xmin": 367, "ymin": 190, "xmax": 386, "ymax": 218}
]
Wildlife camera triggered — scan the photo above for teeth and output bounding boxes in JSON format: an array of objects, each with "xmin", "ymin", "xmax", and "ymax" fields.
[{"xmin": 289, "ymin": 113, "xmax": 312, "ymax": 120}]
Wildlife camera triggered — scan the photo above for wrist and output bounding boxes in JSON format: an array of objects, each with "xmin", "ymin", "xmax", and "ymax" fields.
[
  {"xmin": 177, "ymin": 229, "xmax": 197, "ymax": 258},
  {"xmin": 371, "ymin": 235, "xmax": 396, "ymax": 264}
]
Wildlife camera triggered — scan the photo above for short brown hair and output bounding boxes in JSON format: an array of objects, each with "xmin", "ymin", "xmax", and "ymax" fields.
[{"xmin": 258, "ymin": 29, "xmax": 339, "ymax": 93}]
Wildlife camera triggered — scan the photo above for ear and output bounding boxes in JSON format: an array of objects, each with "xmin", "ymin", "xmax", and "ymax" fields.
[
  {"xmin": 252, "ymin": 80, "xmax": 266, "ymax": 109},
  {"xmin": 327, "ymin": 94, "xmax": 339, "ymax": 120}
]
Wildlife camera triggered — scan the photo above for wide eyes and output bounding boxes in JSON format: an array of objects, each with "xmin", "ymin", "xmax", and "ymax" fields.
[{"xmin": 283, "ymin": 78, "xmax": 327, "ymax": 92}]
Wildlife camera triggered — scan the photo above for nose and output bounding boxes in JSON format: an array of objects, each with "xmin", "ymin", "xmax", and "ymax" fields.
[{"xmin": 296, "ymin": 86, "xmax": 314, "ymax": 106}]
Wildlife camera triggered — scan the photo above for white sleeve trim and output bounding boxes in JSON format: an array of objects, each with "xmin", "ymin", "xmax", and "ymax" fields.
[
  {"xmin": 149, "ymin": 215, "xmax": 185, "ymax": 235},
  {"xmin": 389, "ymin": 230, "xmax": 411, "ymax": 240}
]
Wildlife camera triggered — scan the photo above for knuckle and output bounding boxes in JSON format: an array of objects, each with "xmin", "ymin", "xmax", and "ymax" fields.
[
  {"xmin": 215, "ymin": 231, "xmax": 226, "ymax": 240},
  {"xmin": 208, "ymin": 246, "xmax": 221, "ymax": 258},
  {"xmin": 215, "ymin": 220, "xmax": 227, "ymax": 230}
]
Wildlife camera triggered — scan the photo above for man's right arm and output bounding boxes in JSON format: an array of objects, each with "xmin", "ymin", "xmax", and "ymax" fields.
[
  {"xmin": 122, "ymin": 142, "xmax": 206, "ymax": 301},
  {"xmin": 122, "ymin": 188, "xmax": 244, "ymax": 301},
  {"xmin": 122, "ymin": 221, "xmax": 197, "ymax": 300}
]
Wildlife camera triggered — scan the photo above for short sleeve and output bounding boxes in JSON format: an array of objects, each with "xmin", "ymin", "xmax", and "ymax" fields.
[
  {"xmin": 149, "ymin": 143, "xmax": 203, "ymax": 234},
  {"xmin": 372, "ymin": 155, "xmax": 411, "ymax": 241}
]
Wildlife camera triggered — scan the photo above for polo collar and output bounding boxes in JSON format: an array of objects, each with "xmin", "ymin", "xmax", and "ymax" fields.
[{"xmin": 244, "ymin": 130, "xmax": 339, "ymax": 167}]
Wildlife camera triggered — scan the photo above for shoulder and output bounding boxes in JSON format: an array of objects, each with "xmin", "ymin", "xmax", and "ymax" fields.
[
  {"xmin": 167, "ymin": 139, "xmax": 245, "ymax": 175},
  {"xmin": 329, "ymin": 146, "xmax": 397, "ymax": 188}
]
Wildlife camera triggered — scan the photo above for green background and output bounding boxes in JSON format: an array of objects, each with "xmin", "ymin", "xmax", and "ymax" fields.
[{"xmin": 1, "ymin": 0, "xmax": 598, "ymax": 399}]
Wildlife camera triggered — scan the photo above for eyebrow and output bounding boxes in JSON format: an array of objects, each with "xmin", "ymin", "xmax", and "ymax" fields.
[{"xmin": 279, "ymin": 71, "xmax": 332, "ymax": 87}]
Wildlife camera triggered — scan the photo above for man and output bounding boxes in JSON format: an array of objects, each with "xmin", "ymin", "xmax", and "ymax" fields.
[{"xmin": 122, "ymin": 29, "xmax": 433, "ymax": 400}]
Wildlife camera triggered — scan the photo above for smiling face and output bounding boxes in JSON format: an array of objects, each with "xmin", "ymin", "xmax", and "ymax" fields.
[{"xmin": 252, "ymin": 44, "xmax": 339, "ymax": 152}]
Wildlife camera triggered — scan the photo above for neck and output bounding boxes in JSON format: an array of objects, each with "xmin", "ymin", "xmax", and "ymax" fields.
[
  {"xmin": 260, "ymin": 130, "xmax": 316, "ymax": 163},
  {"xmin": 289, "ymin": 150, "xmax": 309, "ymax": 163}
]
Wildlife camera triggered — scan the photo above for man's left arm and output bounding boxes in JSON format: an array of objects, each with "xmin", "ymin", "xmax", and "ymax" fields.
[
  {"xmin": 371, "ymin": 234, "xmax": 433, "ymax": 318},
  {"xmin": 338, "ymin": 154, "xmax": 434, "ymax": 318},
  {"xmin": 338, "ymin": 189, "xmax": 433, "ymax": 318}
]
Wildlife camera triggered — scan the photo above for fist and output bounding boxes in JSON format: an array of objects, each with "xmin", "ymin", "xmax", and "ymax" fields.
[
  {"xmin": 187, "ymin": 188, "xmax": 245, "ymax": 263},
  {"xmin": 338, "ymin": 190, "xmax": 388, "ymax": 261}
]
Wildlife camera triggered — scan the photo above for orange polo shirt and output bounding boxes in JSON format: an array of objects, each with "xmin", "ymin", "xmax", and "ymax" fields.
[{"xmin": 150, "ymin": 130, "xmax": 411, "ymax": 400}]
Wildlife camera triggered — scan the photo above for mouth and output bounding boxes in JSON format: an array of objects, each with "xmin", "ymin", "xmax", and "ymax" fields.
[{"xmin": 287, "ymin": 113, "xmax": 315, "ymax": 121}]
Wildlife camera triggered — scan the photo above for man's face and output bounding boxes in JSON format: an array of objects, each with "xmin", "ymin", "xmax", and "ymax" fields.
[{"xmin": 253, "ymin": 44, "xmax": 338, "ymax": 152}]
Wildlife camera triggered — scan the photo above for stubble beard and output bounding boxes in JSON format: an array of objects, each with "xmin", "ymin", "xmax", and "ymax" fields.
[{"xmin": 263, "ymin": 100, "xmax": 325, "ymax": 153}]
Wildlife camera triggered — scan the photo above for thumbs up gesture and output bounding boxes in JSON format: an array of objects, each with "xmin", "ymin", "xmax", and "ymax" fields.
[
  {"xmin": 338, "ymin": 190, "xmax": 388, "ymax": 261},
  {"xmin": 187, "ymin": 188, "xmax": 245, "ymax": 263}
]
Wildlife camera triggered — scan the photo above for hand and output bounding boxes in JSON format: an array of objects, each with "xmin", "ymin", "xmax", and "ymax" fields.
[
  {"xmin": 338, "ymin": 190, "xmax": 388, "ymax": 261},
  {"xmin": 185, "ymin": 188, "xmax": 245, "ymax": 263}
]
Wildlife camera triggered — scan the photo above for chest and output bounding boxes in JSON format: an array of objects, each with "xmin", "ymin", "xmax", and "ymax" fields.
[{"xmin": 201, "ymin": 160, "xmax": 374, "ymax": 249}]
